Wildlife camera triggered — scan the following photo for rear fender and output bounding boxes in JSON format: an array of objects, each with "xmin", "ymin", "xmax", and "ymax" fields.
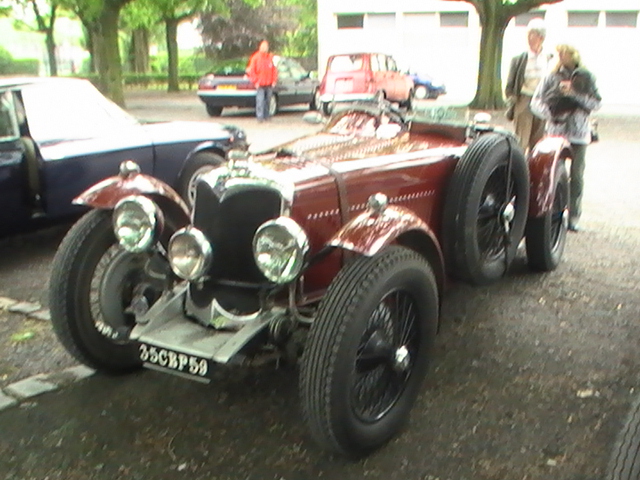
[
  {"xmin": 328, "ymin": 204, "xmax": 445, "ymax": 296},
  {"xmin": 528, "ymin": 136, "xmax": 572, "ymax": 218},
  {"xmin": 74, "ymin": 163, "xmax": 190, "ymax": 233}
]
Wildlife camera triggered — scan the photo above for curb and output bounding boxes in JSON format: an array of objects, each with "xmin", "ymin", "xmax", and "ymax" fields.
[{"xmin": 0, "ymin": 296, "xmax": 95, "ymax": 412}]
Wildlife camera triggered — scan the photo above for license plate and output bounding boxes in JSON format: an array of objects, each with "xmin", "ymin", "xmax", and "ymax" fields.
[
  {"xmin": 138, "ymin": 343, "xmax": 210, "ymax": 381},
  {"xmin": 217, "ymin": 85, "xmax": 236, "ymax": 90}
]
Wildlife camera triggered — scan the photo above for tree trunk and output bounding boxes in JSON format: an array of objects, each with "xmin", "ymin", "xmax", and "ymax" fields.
[
  {"xmin": 129, "ymin": 28, "xmax": 150, "ymax": 74},
  {"xmin": 80, "ymin": 21, "xmax": 97, "ymax": 74},
  {"xmin": 470, "ymin": 11, "xmax": 509, "ymax": 110},
  {"xmin": 30, "ymin": 0, "xmax": 58, "ymax": 76},
  {"xmin": 165, "ymin": 18, "xmax": 180, "ymax": 92},
  {"xmin": 95, "ymin": 2, "xmax": 127, "ymax": 106},
  {"xmin": 45, "ymin": 28, "xmax": 58, "ymax": 77}
]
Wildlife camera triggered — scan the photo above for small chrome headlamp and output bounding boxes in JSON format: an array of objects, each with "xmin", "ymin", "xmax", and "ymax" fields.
[
  {"xmin": 253, "ymin": 217, "xmax": 309, "ymax": 284},
  {"xmin": 168, "ymin": 227, "xmax": 213, "ymax": 281},
  {"xmin": 113, "ymin": 195, "xmax": 159, "ymax": 252}
]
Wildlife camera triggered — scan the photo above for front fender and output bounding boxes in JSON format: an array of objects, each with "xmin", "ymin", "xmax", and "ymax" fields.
[
  {"xmin": 328, "ymin": 204, "xmax": 445, "ymax": 292},
  {"xmin": 74, "ymin": 170, "xmax": 190, "ymax": 229},
  {"xmin": 528, "ymin": 136, "xmax": 572, "ymax": 217}
]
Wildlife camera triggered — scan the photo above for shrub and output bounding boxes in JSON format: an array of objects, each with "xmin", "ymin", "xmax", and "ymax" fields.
[{"xmin": 0, "ymin": 47, "xmax": 39, "ymax": 75}]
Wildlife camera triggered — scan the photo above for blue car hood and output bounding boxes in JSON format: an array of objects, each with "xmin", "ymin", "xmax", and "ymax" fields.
[{"xmin": 141, "ymin": 120, "xmax": 233, "ymax": 144}]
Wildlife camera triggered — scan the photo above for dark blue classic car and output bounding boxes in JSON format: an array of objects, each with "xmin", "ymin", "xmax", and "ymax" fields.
[{"xmin": 0, "ymin": 77, "xmax": 247, "ymax": 236}]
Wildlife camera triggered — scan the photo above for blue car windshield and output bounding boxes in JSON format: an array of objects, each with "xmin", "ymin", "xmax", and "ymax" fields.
[{"xmin": 21, "ymin": 80, "xmax": 139, "ymax": 144}]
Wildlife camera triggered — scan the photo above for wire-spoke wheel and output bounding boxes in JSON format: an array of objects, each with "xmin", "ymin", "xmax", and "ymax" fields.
[
  {"xmin": 300, "ymin": 246, "xmax": 439, "ymax": 457},
  {"xmin": 352, "ymin": 290, "xmax": 419, "ymax": 422},
  {"xmin": 49, "ymin": 210, "xmax": 152, "ymax": 372},
  {"xmin": 442, "ymin": 133, "xmax": 530, "ymax": 285},
  {"xmin": 608, "ymin": 394, "xmax": 640, "ymax": 479},
  {"xmin": 525, "ymin": 161, "xmax": 569, "ymax": 271}
]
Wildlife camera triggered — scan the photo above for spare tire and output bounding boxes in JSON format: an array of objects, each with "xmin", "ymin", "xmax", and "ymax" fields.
[{"xmin": 442, "ymin": 133, "xmax": 529, "ymax": 285}]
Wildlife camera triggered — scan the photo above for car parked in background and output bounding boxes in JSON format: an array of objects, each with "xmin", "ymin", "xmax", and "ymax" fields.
[
  {"xmin": 317, "ymin": 53, "xmax": 414, "ymax": 114},
  {"xmin": 197, "ymin": 56, "xmax": 319, "ymax": 117},
  {"xmin": 49, "ymin": 100, "xmax": 571, "ymax": 458},
  {"xmin": 0, "ymin": 77, "xmax": 247, "ymax": 236},
  {"xmin": 407, "ymin": 70, "xmax": 447, "ymax": 99}
]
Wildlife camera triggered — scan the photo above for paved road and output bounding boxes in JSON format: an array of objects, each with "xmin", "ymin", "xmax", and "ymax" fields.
[{"xmin": 0, "ymin": 91, "xmax": 639, "ymax": 480}]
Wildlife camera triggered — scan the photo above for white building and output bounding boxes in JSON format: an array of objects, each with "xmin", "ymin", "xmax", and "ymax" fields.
[{"xmin": 317, "ymin": 0, "xmax": 640, "ymax": 106}]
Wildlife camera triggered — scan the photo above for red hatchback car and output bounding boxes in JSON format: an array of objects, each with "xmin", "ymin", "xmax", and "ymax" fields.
[{"xmin": 317, "ymin": 53, "xmax": 414, "ymax": 114}]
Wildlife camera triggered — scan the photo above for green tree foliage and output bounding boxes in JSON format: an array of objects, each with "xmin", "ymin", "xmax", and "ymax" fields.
[
  {"xmin": 199, "ymin": 0, "xmax": 316, "ymax": 65},
  {"xmin": 5, "ymin": 0, "xmax": 66, "ymax": 76},
  {"xmin": 445, "ymin": 0, "xmax": 563, "ymax": 109},
  {"xmin": 15, "ymin": 0, "xmax": 60, "ymax": 76},
  {"xmin": 278, "ymin": 0, "xmax": 316, "ymax": 60},
  {"xmin": 120, "ymin": 2, "xmax": 160, "ymax": 74},
  {"xmin": 127, "ymin": 0, "xmax": 237, "ymax": 92}
]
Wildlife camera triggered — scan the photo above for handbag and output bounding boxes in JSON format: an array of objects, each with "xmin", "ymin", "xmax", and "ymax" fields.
[{"xmin": 505, "ymin": 99, "xmax": 515, "ymax": 121}]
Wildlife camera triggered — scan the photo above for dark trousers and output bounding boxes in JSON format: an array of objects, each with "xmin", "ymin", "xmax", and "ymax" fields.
[
  {"xmin": 569, "ymin": 143, "xmax": 587, "ymax": 222},
  {"xmin": 256, "ymin": 86, "xmax": 273, "ymax": 120}
]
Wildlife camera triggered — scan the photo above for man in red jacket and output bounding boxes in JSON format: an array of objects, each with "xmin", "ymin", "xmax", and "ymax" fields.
[{"xmin": 246, "ymin": 40, "xmax": 278, "ymax": 122}]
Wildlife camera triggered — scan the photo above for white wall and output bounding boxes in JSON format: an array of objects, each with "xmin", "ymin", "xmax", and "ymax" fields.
[{"xmin": 318, "ymin": 0, "xmax": 640, "ymax": 106}]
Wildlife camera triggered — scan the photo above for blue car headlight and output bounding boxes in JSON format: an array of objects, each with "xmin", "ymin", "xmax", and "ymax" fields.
[{"xmin": 113, "ymin": 195, "xmax": 160, "ymax": 252}]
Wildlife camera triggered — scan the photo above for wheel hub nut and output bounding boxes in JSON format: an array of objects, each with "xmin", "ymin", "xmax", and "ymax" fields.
[
  {"xmin": 502, "ymin": 202, "xmax": 515, "ymax": 223},
  {"xmin": 394, "ymin": 346, "xmax": 410, "ymax": 372}
]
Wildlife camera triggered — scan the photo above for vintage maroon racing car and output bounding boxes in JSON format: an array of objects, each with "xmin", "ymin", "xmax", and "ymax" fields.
[{"xmin": 49, "ymin": 101, "xmax": 571, "ymax": 457}]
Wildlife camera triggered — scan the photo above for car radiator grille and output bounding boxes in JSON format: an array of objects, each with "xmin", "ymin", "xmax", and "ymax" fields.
[{"xmin": 189, "ymin": 180, "xmax": 282, "ymax": 314}]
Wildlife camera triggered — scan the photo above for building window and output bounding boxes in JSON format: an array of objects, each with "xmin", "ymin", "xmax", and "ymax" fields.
[
  {"xmin": 440, "ymin": 12, "xmax": 468, "ymax": 27},
  {"xmin": 366, "ymin": 13, "xmax": 395, "ymax": 29},
  {"xmin": 515, "ymin": 11, "xmax": 545, "ymax": 27},
  {"xmin": 567, "ymin": 11, "xmax": 600, "ymax": 27},
  {"xmin": 337, "ymin": 14, "xmax": 364, "ymax": 29},
  {"xmin": 606, "ymin": 11, "xmax": 638, "ymax": 28}
]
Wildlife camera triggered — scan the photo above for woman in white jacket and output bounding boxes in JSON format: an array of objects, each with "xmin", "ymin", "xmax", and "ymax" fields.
[{"xmin": 531, "ymin": 44, "xmax": 601, "ymax": 232}]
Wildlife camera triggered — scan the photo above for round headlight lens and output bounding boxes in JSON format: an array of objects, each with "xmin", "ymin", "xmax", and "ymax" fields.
[
  {"xmin": 253, "ymin": 217, "xmax": 309, "ymax": 284},
  {"xmin": 168, "ymin": 227, "xmax": 213, "ymax": 280},
  {"xmin": 113, "ymin": 196, "xmax": 159, "ymax": 252}
]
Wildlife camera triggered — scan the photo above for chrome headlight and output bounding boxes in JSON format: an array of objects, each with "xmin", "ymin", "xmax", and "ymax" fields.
[
  {"xmin": 113, "ymin": 196, "xmax": 159, "ymax": 252},
  {"xmin": 253, "ymin": 217, "xmax": 309, "ymax": 284},
  {"xmin": 168, "ymin": 227, "xmax": 213, "ymax": 281}
]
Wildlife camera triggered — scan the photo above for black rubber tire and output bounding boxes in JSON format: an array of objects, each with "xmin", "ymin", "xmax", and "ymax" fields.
[
  {"xmin": 177, "ymin": 151, "xmax": 225, "ymax": 207},
  {"xmin": 442, "ymin": 133, "xmax": 530, "ymax": 285},
  {"xmin": 49, "ymin": 210, "xmax": 143, "ymax": 372},
  {"xmin": 321, "ymin": 101, "xmax": 332, "ymax": 116},
  {"xmin": 300, "ymin": 246, "xmax": 439, "ymax": 457},
  {"xmin": 268, "ymin": 94, "xmax": 279, "ymax": 117},
  {"xmin": 206, "ymin": 104, "xmax": 222, "ymax": 117},
  {"xmin": 310, "ymin": 89, "xmax": 320, "ymax": 111},
  {"xmin": 401, "ymin": 90, "xmax": 414, "ymax": 111},
  {"xmin": 608, "ymin": 395, "xmax": 640, "ymax": 480},
  {"xmin": 525, "ymin": 162, "xmax": 569, "ymax": 272}
]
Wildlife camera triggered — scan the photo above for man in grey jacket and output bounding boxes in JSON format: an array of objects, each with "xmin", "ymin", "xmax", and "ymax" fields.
[{"xmin": 505, "ymin": 18, "xmax": 550, "ymax": 152}]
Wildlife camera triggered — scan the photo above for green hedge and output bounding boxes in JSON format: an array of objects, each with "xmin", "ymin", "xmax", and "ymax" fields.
[
  {"xmin": 80, "ymin": 73, "xmax": 201, "ymax": 90},
  {"xmin": 0, "ymin": 47, "xmax": 39, "ymax": 75}
]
